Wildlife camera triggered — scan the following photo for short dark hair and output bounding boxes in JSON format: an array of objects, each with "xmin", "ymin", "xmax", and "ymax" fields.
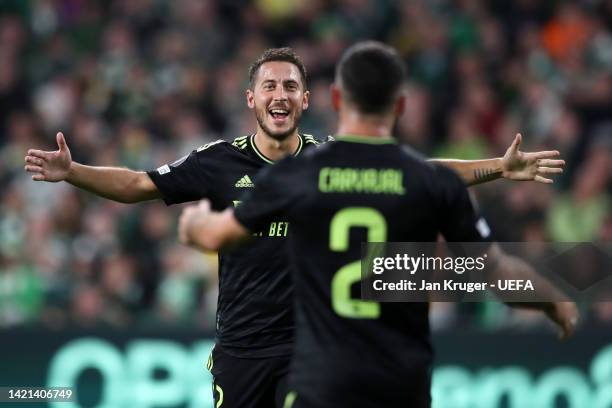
[
  {"xmin": 248, "ymin": 47, "xmax": 308, "ymax": 89},
  {"xmin": 336, "ymin": 41, "xmax": 406, "ymax": 114}
]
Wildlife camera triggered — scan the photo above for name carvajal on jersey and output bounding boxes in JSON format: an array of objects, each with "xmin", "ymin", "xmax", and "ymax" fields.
[{"xmin": 319, "ymin": 167, "xmax": 406, "ymax": 194}]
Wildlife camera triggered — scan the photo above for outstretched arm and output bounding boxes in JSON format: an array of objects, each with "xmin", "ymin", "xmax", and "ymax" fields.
[
  {"xmin": 430, "ymin": 133, "xmax": 565, "ymax": 186},
  {"xmin": 486, "ymin": 243, "xmax": 579, "ymax": 340},
  {"xmin": 25, "ymin": 132, "xmax": 161, "ymax": 203}
]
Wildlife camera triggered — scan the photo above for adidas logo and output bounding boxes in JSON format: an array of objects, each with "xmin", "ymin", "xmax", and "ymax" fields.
[{"xmin": 235, "ymin": 175, "xmax": 254, "ymax": 188}]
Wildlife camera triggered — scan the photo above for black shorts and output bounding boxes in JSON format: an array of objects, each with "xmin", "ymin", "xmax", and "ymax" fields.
[
  {"xmin": 285, "ymin": 393, "xmax": 430, "ymax": 408},
  {"xmin": 208, "ymin": 345, "xmax": 291, "ymax": 408},
  {"xmin": 282, "ymin": 367, "xmax": 431, "ymax": 408},
  {"xmin": 283, "ymin": 389, "xmax": 430, "ymax": 408}
]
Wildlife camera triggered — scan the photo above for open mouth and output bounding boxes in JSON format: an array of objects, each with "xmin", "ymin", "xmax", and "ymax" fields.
[{"xmin": 268, "ymin": 108, "xmax": 290, "ymax": 123}]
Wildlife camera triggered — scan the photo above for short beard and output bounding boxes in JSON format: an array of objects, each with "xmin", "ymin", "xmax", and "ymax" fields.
[{"xmin": 255, "ymin": 110, "xmax": 301, "ymax": 142}]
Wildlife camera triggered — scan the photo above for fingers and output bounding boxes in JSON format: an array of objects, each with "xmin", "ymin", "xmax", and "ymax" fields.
[
  {"xmin": 56, "ymin": 132, "xmax": 68, "ymax": 151},
  {"xmin": 559, "ymin": 316, "xmax": 577, "ymax": 340},
  {"xmin": 537, "ymin": 166, "xmax": 563, "ymax": 174},
  {"xmin": 559, "ymin": 319, "xmax": 571, "ymax": 340},
  {"xmin": 179, "ymin": 200, "xmax": 211, "ymax": 247},
  {"xmin": 25, "ymin": 154, "xmax": 48, "ymax": 181},
  {"xmin": 537, "ymin": 159, "xmax": 565, "ymax": 167},
  {"xmin": 26, "ymin": 149, "xmax": 50, "ymax": 160},
  {"xmin": 25, "ymin": 164, "xmax": 46, "ymax": 181},
  {"xmin": 178, "ymin": 208, "xmax": 193, "ymax": 245},
  {"xmin": 568, "ymin": 315, "xmax": 578, "ymax": 335},
  {"xmin": 555, "ymin": 302, "xmax": 579, "ymax": 340},
  {"xmin": 534, "ymin": 175, "xmax": 553, "ymax": 184},
  {"xmin": 509, "ymin": 133, "xmax": 522, "ymax": 152},
  {"xmin": 198, "ymin": 199, "xmax": 211, "ymax": 212},
  {"xmin": 533, "ymin": 158, "xmax": 564, "ymax": 183},
  {"xmin": 533, "ymin": 150, "xmax": 561, "ymax": 159},
  {"xmin": 25, "ymin": 164, "xmax": 43, "ymax": 173},
  {"xmin": 534, "ymin": 166, "xmax": 563, "ymax": 183},
  {"xmin": 25, "ymin": 156, "xmax": 44, "ymax": 166}
]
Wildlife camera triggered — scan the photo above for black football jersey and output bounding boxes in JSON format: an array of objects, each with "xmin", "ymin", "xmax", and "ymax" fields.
[
  {"xmin": 148, "ymin": 133, "xmax": 322, "ymax": 357},
  {"xmin": 234, "ymin": 135, "xmax": 492, "ymax": 406}
]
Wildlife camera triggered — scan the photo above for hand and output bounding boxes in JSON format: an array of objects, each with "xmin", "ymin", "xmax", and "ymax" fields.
[
  {"xmin": 545, "ymin": 301, "xmax": 579, "ymax": 340},
  {"xmin": 24, "ymin": 132, "xmax": 72, "ymax": 182},
  {"xmin": 501, "ymin": 133, "xmax": 565, "ymax": 184},
  {"xmin": 179, "ymin": 199, "xmax": 212, "ymax": 247}
]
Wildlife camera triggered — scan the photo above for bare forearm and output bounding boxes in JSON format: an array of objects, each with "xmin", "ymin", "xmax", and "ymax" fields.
[
  {"xmin": 489, "ymin": 246, "xmax": 567, "ymax": 311},
  {"xmin": 430, "ymin": 158, "xmax": 503, "ymax": 186},
  {"xmin": 186, "ymin": 209, "xmax": 250, "ymax": 251},
  {"xmin": 188, "ymin": 213, "xmax": 223, "ymax": 251},
  {"xmin": 67, "ymin": 162, "xmax": 160, "ymax": 203}
]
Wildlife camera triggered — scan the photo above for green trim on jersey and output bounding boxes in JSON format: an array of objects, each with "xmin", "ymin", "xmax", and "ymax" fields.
[
  {"xmin": 294, "ymin": 134, "xmax": 305, "ymax": 156},
  {"xmin": 250, "ymin": 134, "xmax": 275, "ymax": 164},
  {"xmin": 206, "ymin": 349, "xmax": 214, "ymax": 371},
  {"xmin": 232, "ymin": 135, "xmax": 249, "ymax": 150},
  {"xmin": 249, "ymin": 134, "xmax": 304, "ymax": 164},
  {"xmin": 283, "ymin": 391, "xmax": 297, "ymax": 408},
  {"xmin": 215, "ymin": 384, "xmax": 224, "ymax": 407},
  {"xmin": 335, "ymin": 135, "xmax": 396, "ymax": 144},
  {"xmin": 303, "ymin": 134, "xmax": 320, "ymax": 146}
]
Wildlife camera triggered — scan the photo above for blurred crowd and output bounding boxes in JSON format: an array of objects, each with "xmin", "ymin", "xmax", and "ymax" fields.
[{"xmin": 0, "ymin": 0, "xmax": 610, "ymax": 331}]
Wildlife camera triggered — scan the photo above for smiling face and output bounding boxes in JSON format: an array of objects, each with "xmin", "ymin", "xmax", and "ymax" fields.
[{"xmin": 247, "ymin": 61, "xmax": 309, "ymax": 141}]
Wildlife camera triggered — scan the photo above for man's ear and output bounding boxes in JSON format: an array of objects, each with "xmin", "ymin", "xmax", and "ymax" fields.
[
  {"xmin": 330, "ymin": 84, "xmax": 341, "ymax": 112},
  {"xmin": 246, "ymin": 89, "xmax": 255, "ymax": 109},
  {"xmin": 302, "ymin": 90, "xmax": 310, "ymax": 111}
]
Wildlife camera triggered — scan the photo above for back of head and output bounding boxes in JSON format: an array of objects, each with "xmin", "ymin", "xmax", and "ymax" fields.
[{"xmin": 336, "ymin": 41, "xmax": 406, "ymax": 114}]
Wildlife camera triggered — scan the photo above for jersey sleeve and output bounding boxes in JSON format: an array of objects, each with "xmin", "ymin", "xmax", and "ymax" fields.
[
  {"xmin": 433, "ymin": 164, "xmax": 493, "ymax": 243},
  {"xmin": 234, "ymin": 157, "xmax": 302, "ymax": 232},
  {"xmin": 146, "ymin": 142, "xmax": 225, "ymax": 205}
]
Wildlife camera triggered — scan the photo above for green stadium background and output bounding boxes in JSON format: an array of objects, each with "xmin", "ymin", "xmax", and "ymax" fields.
[{"xmin": 0, "ymin": 1, "xmax": 610, "ymax": 407}]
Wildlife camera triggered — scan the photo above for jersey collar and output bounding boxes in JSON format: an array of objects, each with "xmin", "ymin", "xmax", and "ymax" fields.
[{"xmin": 249, "ymin": 133, "xmax": 304, "ymax": 164}]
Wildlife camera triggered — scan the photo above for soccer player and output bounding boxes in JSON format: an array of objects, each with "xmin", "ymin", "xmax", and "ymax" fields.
[
  {"xmin": 25, "ymin": 48, "xmax": 565, "ymax": 408},
  {"xmin": 178, "ymin": 42, "xmax": 578, "ymax": 407}
]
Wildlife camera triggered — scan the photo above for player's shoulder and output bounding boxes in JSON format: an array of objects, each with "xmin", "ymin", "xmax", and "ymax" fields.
[
  {"xmin": 300, "ymin": 138, "xmax": 334, "ymax": 162},
  {"xmin": 299, "ymin": 133, "xmax": 327, "ymax": 152},
  {"xmin": 301, "ymin": 133, "xmax": 333, "ymax": 149},
  {"xmin": 398, "ymin": 145, "xmax": 454, "ymax": 177},
  {"xmin": 392, "ymin": 145, "xmax": 466, "ymax": 199},
  {"xmin": 230, "ymin": 135, "xmax": 251, "ymax": 151},
  {"xmin": 302, "ymin": 133, "xmax": 320, "ymax": 146},
  {"xmin": 192, "ymin": 136, "xmax": 251, "ymax": 157},
  {"xmin": 424, "ymin": 160, "xmax": 469, "ymax": 201},
  {"xmin": 429, "ymin": 160, "xmax": 465, "ymax": 185},
  {"xmin": 295, "ymin": 133, "xmax": 330, "ymax": 160},
  {"xmin": 398, "ymin": 144, "xmax": 429, "ymax": 164},
  {"xmin": 194, "ymin": 138, "xmax": 230, "ymax": 153}
]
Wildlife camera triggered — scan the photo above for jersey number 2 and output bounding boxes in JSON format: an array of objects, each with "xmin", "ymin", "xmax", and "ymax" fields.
[{"xmin": 330, "ymin": 207, "xmax": 386, "ymax": 319}]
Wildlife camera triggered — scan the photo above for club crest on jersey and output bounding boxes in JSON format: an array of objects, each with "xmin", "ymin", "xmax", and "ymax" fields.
[{"xmin": 235, "ymin": 175, "xmax": 254, "ymax": 188}]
